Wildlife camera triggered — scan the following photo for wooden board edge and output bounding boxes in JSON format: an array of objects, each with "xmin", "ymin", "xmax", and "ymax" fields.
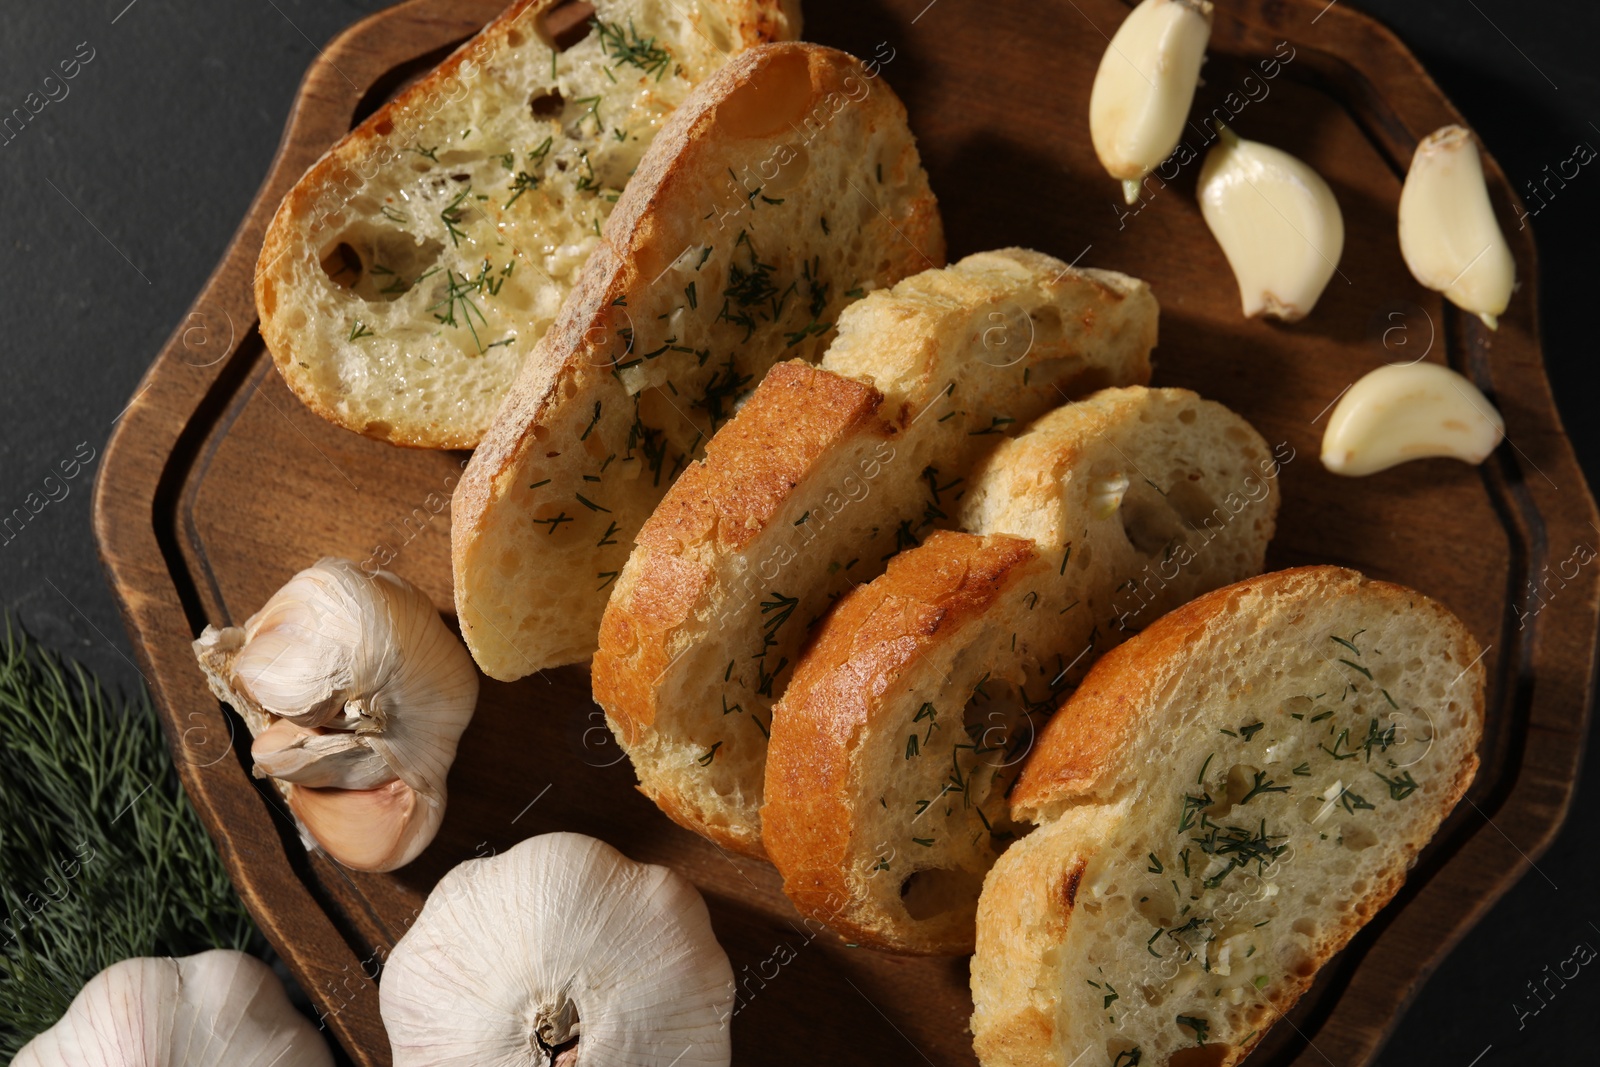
[
  {"xmin": 87, "ymin": 1, "xmax": 1600, "ymax": 1066},
  {"xmin": 1245, "ymin": 2, "xmax": 1600, "ymax": 1064},
  {"xmin": 91, "ymin": 3, "xmax": 512, "ymax": 1064}
]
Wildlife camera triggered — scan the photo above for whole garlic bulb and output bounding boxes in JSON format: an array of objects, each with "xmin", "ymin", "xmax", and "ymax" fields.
[
  {"xmin": 13, "ymin": 950, "xmax": 333, "ymax": 1067},
  {"xmin": 193, "ymin": 558, "xmax": 478, "ymax": 872},
  {"xmin": 381, "ymin": 833, "xmax": 735, "ymax": 1067}
]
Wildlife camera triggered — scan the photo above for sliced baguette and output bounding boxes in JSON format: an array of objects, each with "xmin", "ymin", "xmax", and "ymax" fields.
[
  {"xmin": 452, "ymin": 42, "xmax": 945, "ymax": 679},
  {"xmin": 971, "ymin": 567, "xmax": 1484, "ymax": 1067},
  {"xmin": 255, "ymin": 0, "xmax": 800, "ymax": 449},
  {"xmin": 762, "ymin": 387, "xmax": 1280, "ymax": 953},
  {"xmin": 592, "ymin": 251, "xmax": 1158, "ymax": 857}
]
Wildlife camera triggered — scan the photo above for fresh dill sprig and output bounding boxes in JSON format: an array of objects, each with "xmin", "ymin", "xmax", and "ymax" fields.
[
  {"xmin": 430, "ymin": 270, "xmax": 489, "ymax": 350},
  {"xmin": 573, "ymin": 95, "xmax": 603, "ymax": 133},
  {"xmin": 1320, "ymin": 726, "xmax": 1360, "ymax": 761},
  {"xmin": 718, "ymin": 256, "xmax": 780, "ymax": 342},
  {"xmin": 505, "ymin": 170, "xmax": 541, "ymax": 207},
  {"xmin": 0, "ymin": 621, "xmax": 257, "ymax": 1058},
  {"xmin": 1176, "ymin": 1015, "xmax": 1210, "ymax": 1047},
  {"xmin": 1238, "ymin": 769, "xmax": 1290, "ymax": 805},
  {"xmin": 1338, "ymin": 788, "xmax": 1376, "ymax": 814},
  {"xmin": 440, "ymin": 186, "xmax": 473, "ymax": 246},
  {"xmin": 696, "ymin": 356, "xmax": 753, "ymax": 429},
  {"xmin": 1374, "ymin": 768, "xmax": 1419, "ymax": 800},
  {"xmin": 593, "ymin": 19, "xmax": 672, "ymax": 80},
  {"xmin": 428, "ymin": 260, "xmax": 512, "ymax": 352},
  {"xmin": 968, "ymin": 415, "xmax": 1017, "ymax": 436},
  {"xmin": 573, "ymin": 150, "xmax": 598, "ymax": 193}
]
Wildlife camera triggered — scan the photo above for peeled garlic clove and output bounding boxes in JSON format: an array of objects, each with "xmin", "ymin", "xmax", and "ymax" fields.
[
  {"xmin": 251, "ymin": 718, "xmax": 396, "ymax": 790},
  {"xmin": 292, "ymin": 779, "xmax": 441, "ymax": 873},
  {"xmin": 14, "ymin": 949, "xmax": 333, "ymax": 1067},
  {"xmin": 193, "ymin": 558, "xmax": 478, "ymax": 873},
  {"xmin": 1197, "ymin": 126, "xmax": 1345, "ymax": 321},
  {"xmin": 1090, "ymin": 0, "xmax": 1214, "ymax": 204},
  {"xmin": 1398, "ymin": 124, "xmax": 1515, "ymax": 329},
  {"xmin": 1320, "ymin": 362, "xmax": 1504, "ymax": 476},
  {"xmin": 1088, "ymin": 469, "xmax": 1131, "ymax": 519},
  {"xmin": 382, "ymin": 832, "xmax": 734, "ymax": 1067}
]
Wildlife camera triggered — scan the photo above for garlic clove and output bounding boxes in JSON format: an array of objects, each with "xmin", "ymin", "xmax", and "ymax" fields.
[
  {"xmin": 1398, "ymin": 124, "xmax": 1515, "ymax": 329},
  {"xmin": 14, "ymin": 950, "xmax": 333, "ymax": 1067},
  {"xmin": 1320, "ymin": 362, "xmax": 1505, "ymax": 476},
  {"xmin": 193, "ymin": 557, "xmax": 479, "ymax": 873},
  {"xmin": 232, "ymin": 565, "xmax": 368, "ymax": 726},
  {"xmin": 291, "ymin": 778, "xmax": 441, "ymax": 873},
  {"xmin": 1090, "ymin": 0, "xmax": 1214, "ymax": 205},
  {"xmin": 1088, "ymin": 469, "xmax": 1131, "ymax": 519},
  {"xmin": 251, "ymin": 718, "xmax": 396, "ymax": 790},
  {"xmin": 1197, "ymin": 126, "xmax": 1345, "ymax": 322},
  {"xmin": 382, "ymin": 832, "xmax": 734, "ymax": 1067},
  {"xmin": 358, "ymin": 572, "xmax": 479, "ymax": 804}
]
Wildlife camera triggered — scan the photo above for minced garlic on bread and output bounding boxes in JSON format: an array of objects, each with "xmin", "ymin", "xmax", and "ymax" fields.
[
  {"xmin": 256, "ymin": 0, "xmax": 800, "ymax": 449},
  {"xmin": 972, "ymin": 566, "xmax": 1484, "ymax": 1067},
  {"xmin": 452, "ymin": 41, "xmax": 944, "ymax": 679}
]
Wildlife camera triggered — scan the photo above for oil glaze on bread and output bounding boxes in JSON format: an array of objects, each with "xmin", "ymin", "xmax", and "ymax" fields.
[
  {"xmin": 763, "ymin": 387, "xmax": 1280, "ymax": 953},
  {"xmin": 594, "ymin": 252, "xmax": 1158, "ymax": 857},
  {"xmin": 452, "ymin": 41, "xmax": 944, "ymax": 679},
  {"xmin": 971, "ymin": 566, "xmax": 1484, "ymax": 1067}
]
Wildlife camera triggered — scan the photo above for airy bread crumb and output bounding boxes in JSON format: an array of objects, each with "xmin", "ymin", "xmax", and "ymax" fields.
[
  {"xmin": 256, "ymin": 0, "xmax": 800, "ymax": 449},
  {"xmin": 452, "ymin": 42, "xmax": 945, "ymax": 680},
  {"xmin": 972, "ymin": 566, "xmax": 1484, "ymax": 1067},
  {"xmin": 763, "ymin": 386, "xmax": 1280, "ymax": 954}
]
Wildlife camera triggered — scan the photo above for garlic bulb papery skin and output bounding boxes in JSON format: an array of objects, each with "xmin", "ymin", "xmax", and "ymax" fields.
[
  {"xmin": 14, "ymin": 949, "xmax": 333, "ymax": 1067},
  {"xmin": 250, "ymin": 718, "xmax": 396, "ymax": 790},
  {"xmin": 193, "ymin": 557, "xmax": 478, "ymax": 873},
  {"xmin": 1321, "ymin": 362, "xmax": 1505, "ymax": 476},
  {"xmin": 1398, "ymin": 124, "xmax": 1515, "ymax": 329},
  {"xmin": 1197, "ymin": 125, "xmax": 1345, "ymax": 322},
  {"xmin": 1089, "ymin": 0, "xmax": 1214, "ymax": 205},
  {"xmin": 381, "ymin": 833, "xmax": 735, "ymax": 1067}
]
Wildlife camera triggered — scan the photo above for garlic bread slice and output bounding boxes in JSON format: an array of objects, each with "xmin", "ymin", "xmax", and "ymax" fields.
[
  {"xmin": 763, "ymin": 387, "xmax": 1280, "ymax": 953},
  {"xmin": 972, "ymin": 566, "xmax": 1484, "ymax": 1067},
  {"xmin": 453, "ymin": 42, "xmax": 944, "ymax": 679},
  {"xmin": 256, "ymin": 0, "xmax": 800, "ymax": 449},
  {"xmin": 593, "ymin": 250, "xmax": 1157, "ymax": 857}
]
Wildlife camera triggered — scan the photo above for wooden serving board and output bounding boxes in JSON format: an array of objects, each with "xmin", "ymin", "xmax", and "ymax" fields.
[{"xmin": 92, "ymin": 0, "xmax": 1600, "ymax": 1064}]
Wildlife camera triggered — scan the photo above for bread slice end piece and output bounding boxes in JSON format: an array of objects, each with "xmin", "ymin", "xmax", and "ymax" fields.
[{"xmin": 974, "ymin": 566, "xmax": 1485, "ymax": 1067}]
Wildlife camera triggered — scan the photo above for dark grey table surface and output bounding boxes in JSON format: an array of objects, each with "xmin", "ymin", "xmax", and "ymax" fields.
[{"xmin": 2, "ymin": 1, "xmax": 1595, "ymax": 1063}]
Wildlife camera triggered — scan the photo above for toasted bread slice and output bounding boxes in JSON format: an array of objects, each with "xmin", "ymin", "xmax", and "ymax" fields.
[
  {"xmin": 971, "ymin": 567, "xmax": 1484, "ymax": 1067},
  {"xmin": 763, "ymin": 387, "xmax": 1280, "ymax": 953},
  {"xmin": 593, "ymin": 251, "xmax": 1158, "ymax": 857},
  {"xmin": 255, "ymin": 0, "xmax": 800, "ymax": 449},
  {"xmin": 452, "ymin": 42, "xmax": 945, "ymax": 679}
]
